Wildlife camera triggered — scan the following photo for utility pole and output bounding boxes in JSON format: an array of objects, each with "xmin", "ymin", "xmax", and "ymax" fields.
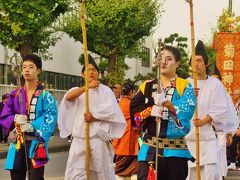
[{"xmin": 229, "ymin": 0, "xmax": 232, "ymax": 13}]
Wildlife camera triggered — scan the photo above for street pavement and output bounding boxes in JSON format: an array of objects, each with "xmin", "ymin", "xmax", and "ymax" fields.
[
  {"xmin": 0, "ymin": 135, "xmax": 70, "ymax": 180},
  {"xmin": 0, "ymin": 151, "xmax": 68, "ymax": 180},
  {"xmin": 1, "ymin": 136, "xmax": 240, "ymax": 179},
  {"xmin": 226, "ymin": 170, "xmax": 240, "ymax": 180}
]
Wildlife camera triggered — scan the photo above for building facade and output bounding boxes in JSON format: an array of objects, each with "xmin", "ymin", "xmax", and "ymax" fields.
[{"xmin": 0, "ymin": 33, "xmax": 154, "ymax": 99}]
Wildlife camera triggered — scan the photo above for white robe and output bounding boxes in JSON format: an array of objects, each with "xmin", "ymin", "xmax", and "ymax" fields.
[
  {"xmin": 186, "ymin": 76, "xmax": 238, "ymax": 180},
  {"xmin": 217, "ymin": 94, "xmax": 238, "ymax": 177},
  {"xmin": 58, "ymin": 84, "xmax": 126, "ymax": 180}
]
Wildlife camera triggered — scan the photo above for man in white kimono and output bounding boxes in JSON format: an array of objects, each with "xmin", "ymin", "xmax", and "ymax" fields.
[
  {"xmin": 210, "ymin": 65, "xmax": 238, "ymax": 177},
  {"xmin": 186, "ymin": 40, "xmax": 238, "ymax": 180},
  {"xmin": 58, "ymin": 54, "xmax": 126, "ymax": 180}
]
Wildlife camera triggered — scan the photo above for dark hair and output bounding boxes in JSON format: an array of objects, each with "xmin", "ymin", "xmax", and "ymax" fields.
[
  {"xmin": 82, "ymin": 54, "xmax": 99, "ymax": 73},
  {"xmin": 162, "ymin": 45, "xmax": 181, "ymax": 62},
  {"xmin": 209, "ymin": 64, "xmax": 222, "ymax": 80},
  {"xmin": 122, "ymin": 83, "xmax": 135, "ymax": 95},
  {"xmin": 189, "ymin": 40, "xmax": 208, "ymax": 66},
  {"xmin": 111, "ymin": 84, "xmax": 121, "ymax": 90},
  {"xmin": 2, "ymin": 93, "xmax": 9, "ymax": 100},
  {"xmin": 23, "ymin": 54, "xmax": 42, "ymax": 70}
]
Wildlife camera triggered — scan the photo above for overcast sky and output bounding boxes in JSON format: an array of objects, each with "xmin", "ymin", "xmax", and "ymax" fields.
[{"xmin": 154, "ymin": 0, "xmax": 240, "ymax": 46}]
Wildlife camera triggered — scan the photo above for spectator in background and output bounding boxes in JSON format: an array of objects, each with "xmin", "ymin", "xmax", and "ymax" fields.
[
  {"xmin": 112, "ymin": 83, "xmax": 138, "ymax": 180},
  {"xmin": 0, "ymin": 94, "xmax": 9, "ymax": 113},
  {"xmin": 0, "ymin": 93, "xmax": 10, "ymax": 143},
  {"xmin": 228, "ymin": 89, "xmax": 240, "ymax": 170},
  {"xmin": 112, "ymin": 84, "xmax": 122, "ymax": 102}
]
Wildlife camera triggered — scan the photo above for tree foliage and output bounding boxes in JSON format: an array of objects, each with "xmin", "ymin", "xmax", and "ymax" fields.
[
  {"xmin": 133, "ymin": 33, "xmax": 190, "ymax": 85},
  {"xmin": 204, "ymin": 41, "xmax": 216, "ymax": 73},
  {"xmin": 164, "ymin": 33, "xmax": 190, "ymax": 79},
  {"xmin": 0, "ymin": 0, "xmax": 68, "ymax": 58},
  {"xmin": 78, "ymin": 52, "xmax": 127, "ymax": 86},
  {"xmin": 133, "ymin": 66, "xmax": 157, "ymax": 85},
  {"xmin": 62, "ymin": 0, "xmax": 162, "ymax": 72},
  {"xmin": 102, "ymin": 57, "xmax": 126, "ymax": 86}
]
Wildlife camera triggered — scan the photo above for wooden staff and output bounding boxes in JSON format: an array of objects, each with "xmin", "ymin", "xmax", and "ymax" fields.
[
  {"xmin": 154, "ymin": 39, "xmax": 163, "ymax": 179},
  {"xmin": 187, "ymin": 1, "xmax": 200, "ymax": 179},
  {"xmin": 80, "ymin": 1, "xmax": 90, "ymax": 179},
  {"xmin": 10, "ymin": 53, "xmax": 29, "ymax": 179}
]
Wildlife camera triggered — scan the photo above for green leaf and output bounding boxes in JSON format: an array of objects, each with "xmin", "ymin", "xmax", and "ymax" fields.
[
  {"xmin": 61, "ymin": 0, "xmax": 163, "ymax": 73},
  {"xmin": 0, "ymin": 0, "xmax": 69, "ymax": 58}
]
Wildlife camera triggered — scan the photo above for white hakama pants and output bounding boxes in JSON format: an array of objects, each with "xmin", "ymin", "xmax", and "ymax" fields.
[
  {"xmin": 187, "ymin": 163, "xmax": 222, "ymax": 180},
  {"xmin": 65, "ymin": 137, "xmax": 115, "ymax": 180}
]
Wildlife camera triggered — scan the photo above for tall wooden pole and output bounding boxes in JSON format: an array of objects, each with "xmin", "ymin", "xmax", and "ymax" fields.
[
  {"xmin": 80, "ymin": 1, "xmax": 90, "ymax": 180},
  {"xmin": 187, "ymin": 0, "xmax": 200, "ymax": 179},
  {"xmin": 154, "ymin": 39, "xmax": 164, "ymax": 179},
  {"xmin": 10, "ymin": 53, "xmax": 29, "ymax": 179},
  {"xmin": 229, "ymin": 0, "xmax": 232, "ymax": 13}
]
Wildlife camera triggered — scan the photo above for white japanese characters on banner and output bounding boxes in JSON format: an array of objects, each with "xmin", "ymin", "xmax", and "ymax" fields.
[{"xmin": 216, "ymin": 33, "xmax": 240, "ymax": 96}]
